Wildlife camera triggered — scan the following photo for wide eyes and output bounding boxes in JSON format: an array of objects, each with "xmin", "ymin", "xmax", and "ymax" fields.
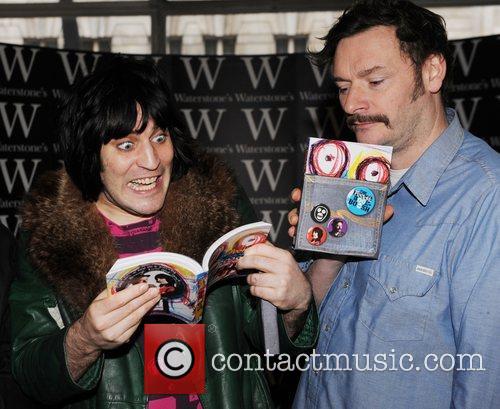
[
  {"xmin": 115, "ymin": 132, "xmax": 168, "ymax": 151},
  {"xmin": 151, "ymin": 133, "xmax": 168, "ymax": 144},
  {"xmin": 117, "ymin": 141, "xmax": 134, "ymax": 151}
]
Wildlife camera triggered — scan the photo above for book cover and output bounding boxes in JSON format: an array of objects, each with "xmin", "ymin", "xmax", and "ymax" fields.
[
  {"xmin": 306, "ymin": 137, "xmax": 392, "ymax": 183},
  {"xmin": 106, "ymin": 221, "xmax": 272, "ymax": 323}
]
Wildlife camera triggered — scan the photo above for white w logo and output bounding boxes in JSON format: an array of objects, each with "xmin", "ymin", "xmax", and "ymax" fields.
[
  {"xmin": 453, "ymin": 97, "xmax": 482, "ymax": 131},
  {"xmin": 260, "ymin": 210, "xmax": 288, "ymax": 242},
  {"xmin": 181, "ymin": 57, "xmax": 225, "ymax": 90},
  {"xmin": 181, "ymin": 109, "xmax": 226, "ymax": 141},
  {"xmin": 306, "ymin": 106, "xmax": 343, "ymax": 137},
  {"xmin": 57, "ymin": 52, "xmax": 101, "ymax": 85},
  {"xmin": 0, "ymin": 215, "xmax": 22, "ymax": 237},
  {"xmin": 241, "ymin": 159, "xmax": 288, "ymax": 192},
  {"xmin": 0, "ymin": 102, "xmax": 41, "ymax": 138},
  {"xmin": 0, "ymin": 159, "xmax": 42, "ymax": 194},
  {"xmin": 0, "ymin": 45, "xmax": 39, "ymax": 83},
  {"xmin": 242, "ymin": 108, "xmax": 287, "ymax": 141},
  {"xmin": 452, "ymin": 39, "xmax": 481, "ymax": 77},
  {"xmin": 308, "ymin": 59, "xmax": 330, "ymax": 87},
  {"xmin": 241, "ymin": 57, "xmax": 286, "ymax": 89}
]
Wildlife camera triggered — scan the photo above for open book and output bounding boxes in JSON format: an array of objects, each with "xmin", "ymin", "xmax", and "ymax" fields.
[{"xmin": 105, "ymin": 221, "xmax": 272, "ymax": 323}]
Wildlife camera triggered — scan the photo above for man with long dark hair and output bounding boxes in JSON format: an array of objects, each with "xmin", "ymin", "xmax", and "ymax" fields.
[
  {"xmin": 291, "ymin": 1, "xmax": 500, "ymax": 408},
  {"xmin": 9, "ymin": 57, "xmax": 317, "ymax": 409}
]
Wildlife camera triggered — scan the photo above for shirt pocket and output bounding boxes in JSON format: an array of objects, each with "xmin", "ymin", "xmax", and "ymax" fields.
[{"xmin": 359, "ymin": 254, "xmax": 439, "ymax": 342}]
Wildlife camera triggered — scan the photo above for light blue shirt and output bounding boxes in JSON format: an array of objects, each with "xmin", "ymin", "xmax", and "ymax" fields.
[{"xmin": 293, "ymin": 109, "xmax": 500, "ymax": 409}]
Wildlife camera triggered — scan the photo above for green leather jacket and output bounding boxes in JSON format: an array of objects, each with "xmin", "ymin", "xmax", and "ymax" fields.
[
  {"xmin": 10, "ymin": 262, "xmax": 318, "ymax": 409},
  {"xmin": 9, "ymin": 160, "xmax": 318, "ymax": 409}
]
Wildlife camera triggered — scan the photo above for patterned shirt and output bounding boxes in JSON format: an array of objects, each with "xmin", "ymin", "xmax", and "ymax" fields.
[{"xmin": 101, "ymin": 213, "xmax": 202, "ymax": 409}]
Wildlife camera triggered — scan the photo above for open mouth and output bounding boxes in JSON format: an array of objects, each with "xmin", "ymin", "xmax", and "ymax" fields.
[{"xmin": 127, "ymin": 176, "xmax": 161, "ymax": 191}]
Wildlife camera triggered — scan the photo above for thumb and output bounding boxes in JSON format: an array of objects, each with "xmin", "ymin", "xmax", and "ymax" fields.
[{"xmin": 384, "ymin": 204, "xmax": 394, "ymax": 222}]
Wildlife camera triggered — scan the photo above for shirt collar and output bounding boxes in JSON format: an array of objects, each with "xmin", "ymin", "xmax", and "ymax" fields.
[{"xmin": 390, "ymin": 108, "xmax": 464, "ymax": 206}]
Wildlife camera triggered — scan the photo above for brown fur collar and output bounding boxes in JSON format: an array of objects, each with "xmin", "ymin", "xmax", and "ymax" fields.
[{"xmin": 21, "ymin": 154, "xmax": 241, "ymax": 316}]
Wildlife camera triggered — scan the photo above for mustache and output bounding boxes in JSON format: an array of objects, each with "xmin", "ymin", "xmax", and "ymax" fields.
[{"xmin": 346, "ymin": 114, "xmax": 391, "ymax": 129}]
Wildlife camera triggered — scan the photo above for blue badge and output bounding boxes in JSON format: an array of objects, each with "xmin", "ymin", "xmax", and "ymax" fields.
[{"xmin": 346, "ymin": 187, "xmax": 376, "ymax": 216}]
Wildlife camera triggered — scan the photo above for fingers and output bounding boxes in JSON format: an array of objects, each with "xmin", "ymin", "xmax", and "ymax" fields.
[
  {"xmin": 241, "ymin": 242, "xmax": 277, "ymax": 257},
  {"xmin": 289, "ymin": 188, "xmax": 301, "ymax": 239},
  {"xmin": 287, "ymin": 208, "xmax": 299, "ymax": 238},
  {"xmin": 248, "ymin": 285, "xmax": 276, "ymax": 303},
  {"xmin": 240, "ymin": 255, "xmax": 287, "ymax": 276},
  {"xmin": 116, "ymin": 324, "xmax": 143, "ymax": 345},
  {"xmin": 98, "ymin": 287, "xmax": 160, "ymax": 329},
  {"xmin": 384, "ymin": 204, "xmax": 394, "ymax": 222},
  {"xmin": 247, "ymin": 272, "xmax": 278, "ymax": 288},
  {"xmin": 247, "ymin": 270, "xmax": 311, "ymax": 311},
  {"xmin": 240, "ymin": 243, "xmax": 312, "ymax": 310},
  {"xmin": 81, "ymin": 284, "xmax": 161, "ymax": 351},
  {"xmin": 98, "ymin": 283, "xmax": 151, "ymax": 314},
  {"xmin": 290, "ymin": 188, "xmax": 302, "ymax": 203},
  {"xmin": 288, "ymin": 208, "xmax": 298, "ymax": 227},
  {"xmin": 103, "ymin": 294, "xmax": 161, "ymax": 344},
  {"xmin": 238, "ymin": 243, "xmax": 291, "ymax": 273}
]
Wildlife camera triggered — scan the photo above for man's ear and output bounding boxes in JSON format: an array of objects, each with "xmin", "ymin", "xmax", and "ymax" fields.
[{"xmin": 423, "ymin": 53, "xmax": 446, "ymax": 94}]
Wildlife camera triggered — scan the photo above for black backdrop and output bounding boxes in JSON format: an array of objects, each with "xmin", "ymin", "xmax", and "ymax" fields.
[{"xmin": 0, "ymin": 35, "xmax": 499, "ymax": 247}]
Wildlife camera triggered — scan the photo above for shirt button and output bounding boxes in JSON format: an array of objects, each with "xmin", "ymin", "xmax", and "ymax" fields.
[
  {"xmin": 389, "ymin": 286, "xmax": 397, "ymax": 294},
  {"xmin": 342, "ymin": 280, "xmax": 350, "ymax": 288},
  {"xmin": 323, "ymin": 324, "xmax": 331, "ymax": 332}
]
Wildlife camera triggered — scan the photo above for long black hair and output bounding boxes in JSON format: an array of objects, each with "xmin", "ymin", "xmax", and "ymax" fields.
[{"xmin": 58, "ymin": 56, "xmax": 195, "ymax": 201}]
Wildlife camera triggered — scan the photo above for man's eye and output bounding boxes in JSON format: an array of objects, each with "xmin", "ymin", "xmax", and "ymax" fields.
[
  {"xmin": 370, "ymin": 79, "xmax": 384, "ymax": 86},
  {"xmin": 338, "ymin": 87, "xmax": 348, "ymax": 95},
  {"xmin": 117, "ymin": 141, "xmax": 134, "ymax": 151},
  {"xmin": 152, "ymin": 133, "xmax": 168, "ymax": 144}
]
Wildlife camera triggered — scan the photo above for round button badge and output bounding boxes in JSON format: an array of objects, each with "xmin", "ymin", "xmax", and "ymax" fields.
[
  {"xmin": 306, "ymin": 226, "xmax": 327, "ymax": 246},
  {"xmin": 311, "ymin": 204, "xmax": 330, "ymax": 223},
  {"xmin": 327, "ymin": 218, "xmax": 348, "ymax": 237},
  {"xmin": 346, "ymin": 187, "xmax": 376, "ymax": 216}
]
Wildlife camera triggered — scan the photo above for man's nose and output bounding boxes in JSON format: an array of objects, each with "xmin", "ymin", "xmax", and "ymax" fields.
[
  {"xmin": 342, "ymin": 86, "xmax": 369, "ymax": 115},
  {"xmin": 137, "ymin": 142, "xmax": 160, "ymax": 170}
]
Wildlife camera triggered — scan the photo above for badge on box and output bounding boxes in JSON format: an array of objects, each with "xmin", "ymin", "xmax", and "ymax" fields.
[{"xmin": 294, "ymin": 138, "xmax": 392, "ymax": 258}]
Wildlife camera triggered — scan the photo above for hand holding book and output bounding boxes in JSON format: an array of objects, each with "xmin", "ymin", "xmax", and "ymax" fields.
[{"xmin": 106, "ymin": 221, "xmax": 272, "ymax": 323}]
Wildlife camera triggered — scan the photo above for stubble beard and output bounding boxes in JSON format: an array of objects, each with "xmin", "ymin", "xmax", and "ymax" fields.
[{"xmin": 389, "ymin": 96, "xmax": 425, "ymax": 158}]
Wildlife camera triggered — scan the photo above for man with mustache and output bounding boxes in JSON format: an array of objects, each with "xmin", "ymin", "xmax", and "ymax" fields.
[{"xmin": 290, "ymin": 1, "xmax": 500, "ymax": 408}]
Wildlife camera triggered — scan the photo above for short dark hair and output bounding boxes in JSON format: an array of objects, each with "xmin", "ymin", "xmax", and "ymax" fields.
[
  {"xmin": 58, "ymin": 56, "xmax": 195, "ymax": 201},
  {"xmin": 312, "ymin": 0, "xmax": 453, "ymax": 98}
]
